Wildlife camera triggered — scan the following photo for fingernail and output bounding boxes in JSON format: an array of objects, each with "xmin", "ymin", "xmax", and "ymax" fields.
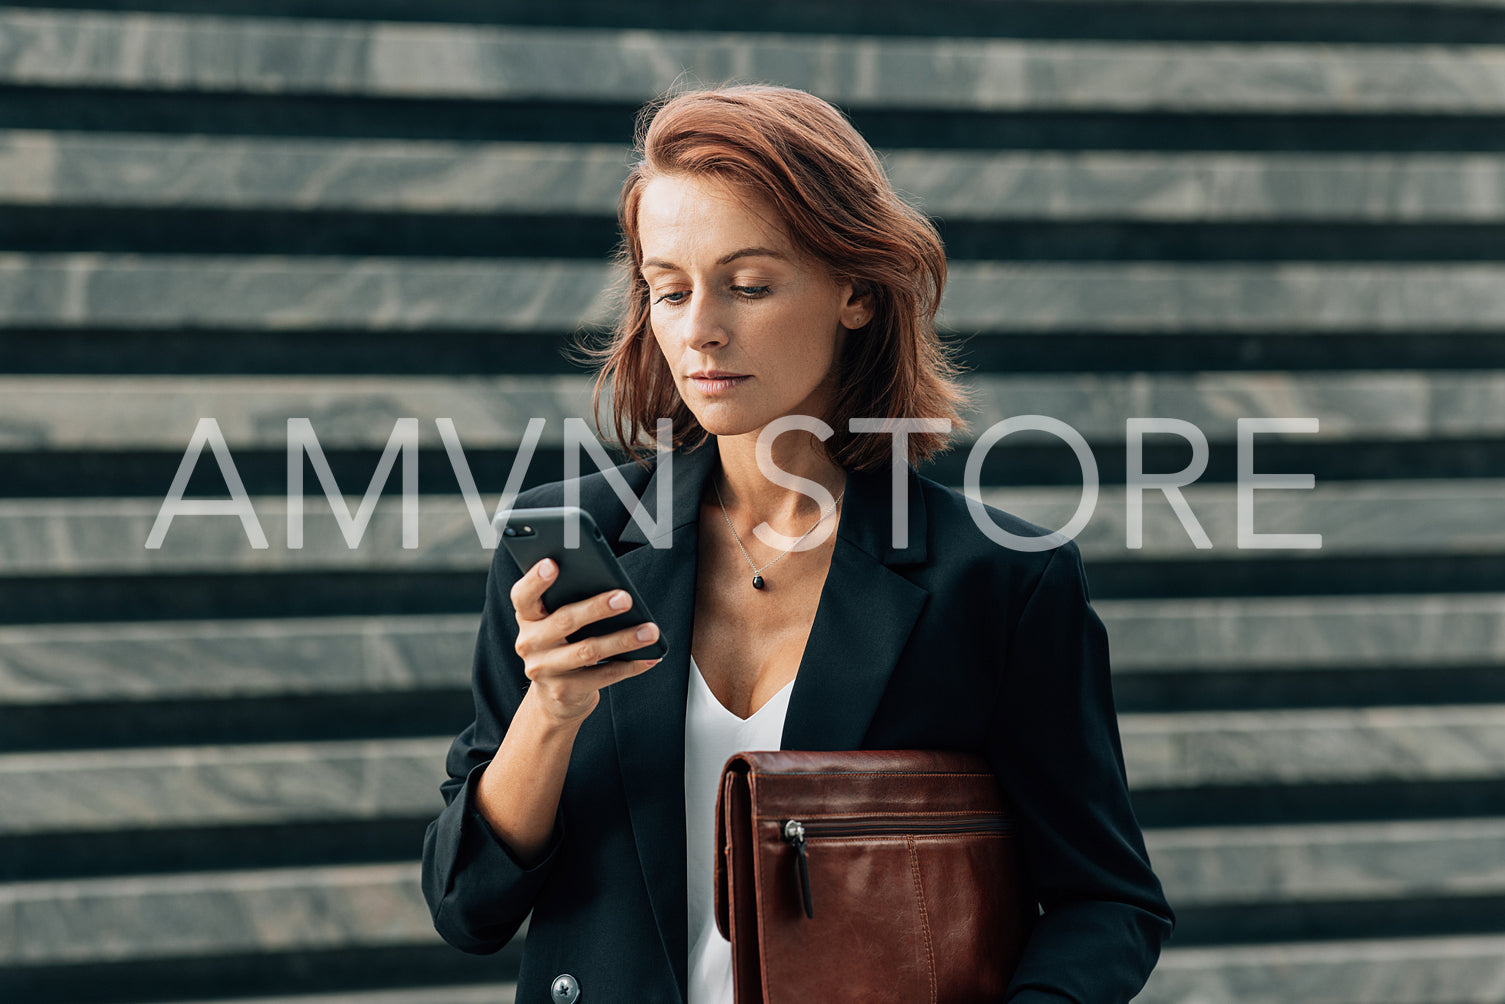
[
  {"xmin": 637, "ymin": 624, "xmax": 657, "ymax": 642},
  {"xmin": 539, "ymin": 560, "xmax": 555, "ymax": 579},
  {"xmin": 647, "ymin": 658, "xmax": 663, "ymax": 667},
  {"xmin": 609, "ymin": 591, "xmax": 631, "ymax": 610}
]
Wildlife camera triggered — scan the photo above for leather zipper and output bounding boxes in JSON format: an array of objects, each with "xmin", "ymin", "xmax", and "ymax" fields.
[{"xmin": 781, "ymin": 813, "xmax": 1013, "ymax": 919}]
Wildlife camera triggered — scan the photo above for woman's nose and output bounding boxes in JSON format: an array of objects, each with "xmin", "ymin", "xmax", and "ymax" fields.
[{"xmin": 684, "ymin": 290, "xmax": 728, "ymax": 350}]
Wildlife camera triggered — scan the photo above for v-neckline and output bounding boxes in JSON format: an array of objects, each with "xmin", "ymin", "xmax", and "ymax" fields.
[{"xmin": 690, "ymin": 654, "xmax": 795, "ymax": 723}]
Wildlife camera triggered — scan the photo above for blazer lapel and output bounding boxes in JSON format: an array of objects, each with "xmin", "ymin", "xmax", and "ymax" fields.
[
  {"xmin": 606, "ymin": 437, "xmax": 930, "ymax": 1002},
  {"xmin": 608, "ymin": 437, "xmax": 719, "ymax": 1003},
  {"xmin": 781, "ymin": 457, "xmax": 930, "ymax": 750}
]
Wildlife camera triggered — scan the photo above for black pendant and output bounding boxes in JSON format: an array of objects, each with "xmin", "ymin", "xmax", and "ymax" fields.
[{"xmin": 752, "ymin": 575, "xmax": 765, "ymax": 590}]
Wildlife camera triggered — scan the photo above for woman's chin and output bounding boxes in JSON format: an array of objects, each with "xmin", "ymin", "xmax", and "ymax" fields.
[
  {"xmin": 683, "ymin": 403, "xmax": 760, "ymax": 438},
  {"xmin": 691, "ymin": 417, "xmax": 756, "ymax": 439},
  {"xmin": 682, "ymin": 390, "xmax": 836, "ymax": 439}
]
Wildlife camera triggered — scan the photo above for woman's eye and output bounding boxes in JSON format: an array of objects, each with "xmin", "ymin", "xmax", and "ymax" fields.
[
  {"xmin": 733, "ymin": 285, "xmax": 770, "ymax": 298},
  {"xmin": 653, "ymin": 291, "xmax": 688, "ymax": 305}
]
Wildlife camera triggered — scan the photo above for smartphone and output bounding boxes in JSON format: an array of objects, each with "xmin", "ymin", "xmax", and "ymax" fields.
[{"xmin": 494, "ymin": 506, "xmax": 669, "ymax": 663}]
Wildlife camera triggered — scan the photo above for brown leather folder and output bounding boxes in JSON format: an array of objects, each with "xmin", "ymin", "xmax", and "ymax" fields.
[{"xmin": 714, "ymin": 749, "xmax": 1036, "ymax": 1003}]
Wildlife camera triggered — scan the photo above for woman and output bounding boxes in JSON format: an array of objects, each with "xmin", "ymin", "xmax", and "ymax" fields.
[{"xmin": 422, "ymin": 84, "xmax": 1173, "ymax": 1003}]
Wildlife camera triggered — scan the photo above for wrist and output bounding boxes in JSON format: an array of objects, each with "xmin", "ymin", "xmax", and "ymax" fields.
[{"xmin": 517, "ymin": 684, "xmax": 596, "ymax": 740}]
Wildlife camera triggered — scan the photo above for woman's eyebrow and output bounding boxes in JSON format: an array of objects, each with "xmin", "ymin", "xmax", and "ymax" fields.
[
  {"xmin": 641, "ymin": 247, "xmax": 790, "ymax": 272},
  {"xmin": 717, "ymin": 246, "xmax": 789, "ymax": 265}
]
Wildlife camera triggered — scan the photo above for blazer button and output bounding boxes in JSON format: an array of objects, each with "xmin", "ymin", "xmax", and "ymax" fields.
[{"xmin": 550, "ymin": 973, "xmax": 581, "ymax": 1003}]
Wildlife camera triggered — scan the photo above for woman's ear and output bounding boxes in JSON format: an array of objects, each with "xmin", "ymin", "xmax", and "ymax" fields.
[{"xmin": 840, "ymin": 282, "xmax": 873, "ymax": 330}]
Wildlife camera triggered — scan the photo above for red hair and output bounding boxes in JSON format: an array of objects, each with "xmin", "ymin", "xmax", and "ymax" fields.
[{"xmin": 573, "ymin": 84, "xmax": 973, "ymax": 471}]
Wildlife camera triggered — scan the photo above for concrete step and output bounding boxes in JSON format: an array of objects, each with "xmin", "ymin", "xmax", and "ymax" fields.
[
  {"xmin": 2, "ymin": 595, "xmax": 1501, "ymax": 710},
  {"xmin": 7, "ymin": 131, "xmax": 1505, "ymax": 222},
  {"xmin": 1123, "ymin": 705, "xmax": 1505, "ymax": 789},
  {"xmin": 4, "ymin": 707, "xmax": 1503, "ymax": 833},
  {"xmin": 0, "ymin": 615, "xmax": 477, "ymax": 706},
  {"xmin": 6, "ymin": 256, "xmax": 1505, "ymax": 332},
  {"xmin": 5, "ymin": 11, "xmax": 1505, "ymax": 113},
  {"xmin": 976, "ymin": 478, "xmax": 1505, "ymax": 560},
  {"xmin": 888, "ymin": 149, "xmax": 1505, "ymax": 222},
  {"xmin": 1, "ymin": 821, "xmax": 1498, "ymax": 971},
  {"xmin": 0, "ymin": 497, "xmax": 508, "ymax": 574},
  {"xmin": 0, "ymin": 738, "xmax": 448, "ymax": 835},
  {"xmin": 1145, "ymin": 816, "xmax": 1505, "ymax": 906},
  {"xmin": 0, "ymin": 374, "xmax": 596, "ymax": 450},
  {"xmin": 0, "ymin": 255, "xmax": 615, "ymax": 332},
  {"xmin": 0, "ymin": 478, "xmax": 1495, "ymax": 573},
  {"xmin": 0, "ymin": 131, "xmax": 630, "ymax": 215},
  {"xmin": 940, "ymin": 262, "xmax": 1505, "ymax": 332},
  {"xmin": 0, "ymin": 862, "xmax": 435, "ymax": 968},
  {"xmin": 2, "ymin": 0, "xmax": 1500, "ymax": 46},
  {"xmin": 4, "ymin": 370, "xmax": 1503, "ymax": 450},
  {"xmin": 1142, "ymin": 934, "xmax": 1505, "ymax": 1004},
  {"xmin": 1099, "ymin": 593, "xmax": 1505, "ymax": 672}
]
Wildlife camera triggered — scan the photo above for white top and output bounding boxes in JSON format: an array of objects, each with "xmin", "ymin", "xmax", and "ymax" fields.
[{"xmin": 684, "ymin": 655, "xmax": 794, "ymax": 1004}]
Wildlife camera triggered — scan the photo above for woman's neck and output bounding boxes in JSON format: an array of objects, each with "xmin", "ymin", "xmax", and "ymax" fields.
[{"xmin": 710, "ymin": 434, "xmax": 847, "ymax": 537}]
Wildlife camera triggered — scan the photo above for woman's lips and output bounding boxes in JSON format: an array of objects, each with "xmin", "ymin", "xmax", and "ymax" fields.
[{"xmin": 690, "ymin": 375, "xmax": 750, "ymax": 394}]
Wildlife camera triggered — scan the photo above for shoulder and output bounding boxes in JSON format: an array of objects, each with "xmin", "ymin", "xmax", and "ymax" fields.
[{"xmin": 911, "ymin": 468, "xmax": 1087, "ymax": 605}]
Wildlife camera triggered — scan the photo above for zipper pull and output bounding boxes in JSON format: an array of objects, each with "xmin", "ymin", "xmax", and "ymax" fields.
[{"xmin": 783, "ymin": 819, "xmax": 814, "ymax": 919}]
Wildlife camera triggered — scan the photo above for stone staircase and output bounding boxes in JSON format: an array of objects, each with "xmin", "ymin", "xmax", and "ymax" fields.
[{"xmin": 3, "ymin": 2, "xmax": 1505, "ymax": 1001}]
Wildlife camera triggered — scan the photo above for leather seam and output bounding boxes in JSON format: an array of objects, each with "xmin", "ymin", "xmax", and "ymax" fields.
[
  {"xmin": 908, "ymin": 835, "xmax": 938, "ymax": 1004},
  {"xmin": 751, "ymin": 783, "xmax": 775, "ymax": 1002}
]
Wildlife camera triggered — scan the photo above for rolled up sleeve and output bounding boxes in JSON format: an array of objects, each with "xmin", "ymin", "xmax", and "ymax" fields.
[{"xmin": 420, "ymin": 542, "xmax": 563, "ymax": 954}]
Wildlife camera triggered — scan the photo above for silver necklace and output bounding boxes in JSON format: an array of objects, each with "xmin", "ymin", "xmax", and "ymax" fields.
[{"xmin": 712, "ymin": 475, "xmax": 844, "ymax": 590}]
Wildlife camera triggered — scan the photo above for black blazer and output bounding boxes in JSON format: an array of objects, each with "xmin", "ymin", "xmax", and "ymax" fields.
[{"xmin": 422, "ymin": 435, "xmax": 1174, "ymax": 1003}]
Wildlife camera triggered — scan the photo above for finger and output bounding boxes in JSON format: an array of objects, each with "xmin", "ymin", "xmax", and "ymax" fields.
[
  {"xmin": 509, "ymin": 558, "xmax": 557, "ymax": 621},
  {"xmin": 546, "ymin": 587, "xmax": 635, "ymax": 642},
  {"xmin": 533, "ymin": 621, "xmax": 660, "ymax": 678},
  {"xmin": 560, "ymin": 656, "xmax": 663, "ymax": 692}
]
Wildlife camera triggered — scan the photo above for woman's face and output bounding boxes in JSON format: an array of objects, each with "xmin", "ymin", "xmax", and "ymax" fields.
[{"xmin": 637, "ymin": 173, "xmax": 868, "ymax": 439}]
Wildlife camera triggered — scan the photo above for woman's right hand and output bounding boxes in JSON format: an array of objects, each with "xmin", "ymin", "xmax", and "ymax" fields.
[{"xmin": 509, "ymin": 557, "xmax": 662, "ymax": 727}]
